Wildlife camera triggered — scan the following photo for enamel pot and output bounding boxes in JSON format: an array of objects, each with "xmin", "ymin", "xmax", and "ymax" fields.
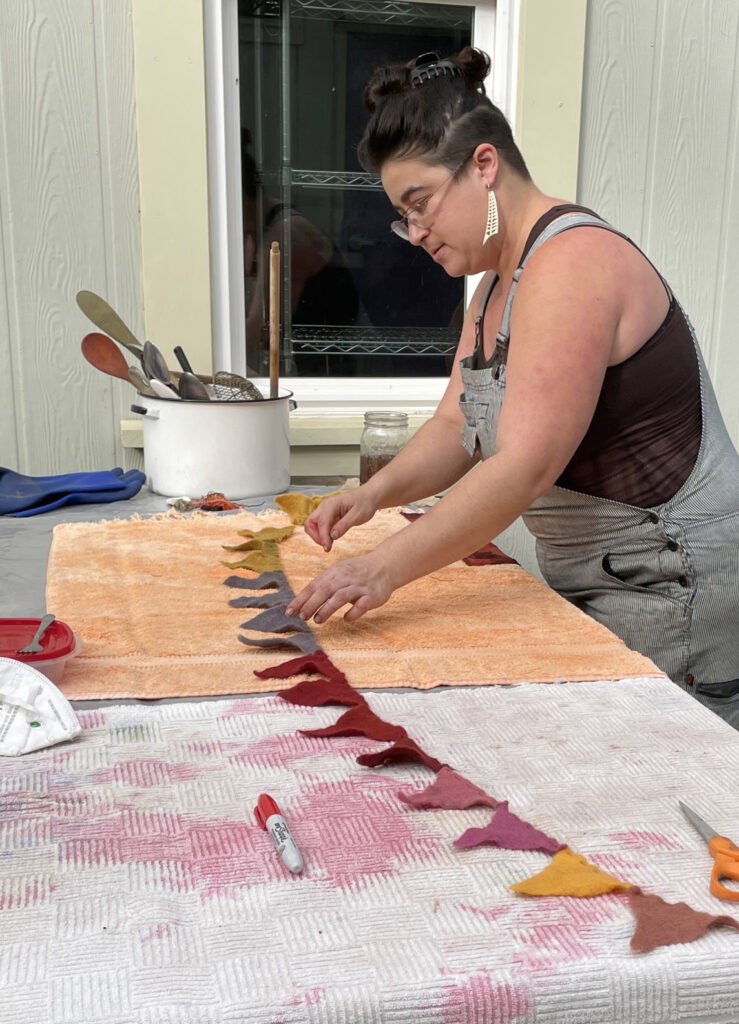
[{"xmin": 131, "ymin": 390, "xmax": 295, "ymax": 498}]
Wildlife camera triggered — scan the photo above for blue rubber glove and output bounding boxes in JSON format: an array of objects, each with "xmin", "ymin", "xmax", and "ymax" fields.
[{"xmin": 0, "ymin": 467, "xmax": 146, "ymax": 517}]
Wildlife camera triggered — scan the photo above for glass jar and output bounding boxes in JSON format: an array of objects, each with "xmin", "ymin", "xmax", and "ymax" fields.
[{"xmin": 359, "ymin": 411, "xmax": 410, "ymax": 484}]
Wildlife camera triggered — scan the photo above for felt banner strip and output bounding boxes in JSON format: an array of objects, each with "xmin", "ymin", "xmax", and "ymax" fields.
[
  {"xmin": 454, "ymin": 802, "xmax": 565, "ymax": 854},
  {"xmin": 238, "ymin": 633, "xmax": 320, "ymax": 654},
  {"xmin": 511, "ymin": 847, "xmax": 632, "ymax": 898},
  {"xmin": 278, "ymin": 676, "xmax": 367, "ymax": 708},
  {"xmin": 628, "ymin": 886, "xmax": 739, "ymax": 953},
  {"xmin": 463, "ymin": 542, "xmax": 518, "ymax": 567},
  {"xmin": 300, "ymin": 705, "xmax": 406, "ymax": 742},
  {"xmin": 397, "ymin": 766, "xmax": 500, "ymax": 811},
  {"xmin": 224, "ymin": 572, "xmax": 285, "ymax": 590},
  {"xmin": 240, "ymin": 606, "xmax": 313, "ymax": 635},
  {"xmin": 357, "ymin": 739, "xmax": 445, "ymax": 773}
]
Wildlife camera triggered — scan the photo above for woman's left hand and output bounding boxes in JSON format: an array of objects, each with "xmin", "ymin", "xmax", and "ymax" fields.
[{"xmin": 286, "ymin": 553, "xmax": 395, "ymax": 624}]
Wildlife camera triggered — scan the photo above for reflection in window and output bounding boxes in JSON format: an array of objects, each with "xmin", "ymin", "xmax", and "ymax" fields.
[{"xmin": 239, "ymin": 0, "xmax": 473, "ymax": 379}]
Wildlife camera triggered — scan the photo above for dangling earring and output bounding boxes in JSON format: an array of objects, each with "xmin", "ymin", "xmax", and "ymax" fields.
[{"xmin": 483, "ymin": 185, "xmax": 499, "ymax": 244}]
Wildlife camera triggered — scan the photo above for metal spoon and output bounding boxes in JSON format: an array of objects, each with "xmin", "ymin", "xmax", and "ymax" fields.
[
  {"xmin": 81, "ymin": 333, "xmax": 134, "ymax": 384},
  {"xmin": 18, "ymin": 614, "xmax": 55, "ymax": 654},
  {"xmin": 76, "ymin": 291, "xmax": 144, "ymax": 361},
  {"xmin": 178, "ymin": 372, "xmax": 211, "ymax": 401},
  {"xmin": 142, "ymin": 340, "xmax": 175, "ymax": 387}
]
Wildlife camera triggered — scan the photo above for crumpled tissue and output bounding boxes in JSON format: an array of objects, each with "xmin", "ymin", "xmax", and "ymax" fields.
[{"xmin": 0, "ymin": 657, "xmax": 82, "ymax": 755}]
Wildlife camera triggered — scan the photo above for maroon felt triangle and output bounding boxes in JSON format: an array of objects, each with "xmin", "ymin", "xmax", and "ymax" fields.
[
  {"xmin": 628, "ymin": 886, "xmax": 739, "ymax": 953},
  {"xmin": 398, "ymin": 766, "xmax": 500, "ymax": 810},
  {"xmin": 300, "ymin": 705, "xmax": 406, "ymax": 741},
  {"xmin": 277, "ymin": 676, "xmax": 366, "ymax": 708},
  {"xmin": 254, "ymin": 650, "xmax": 344, "ymax": 682},
  {"xmin": 454, "ymin": 801, "xmax": 565, "ymax": 854},
  {"xmin": 357, "ymin": 739, "xmax": 445, "ymax": 773}
]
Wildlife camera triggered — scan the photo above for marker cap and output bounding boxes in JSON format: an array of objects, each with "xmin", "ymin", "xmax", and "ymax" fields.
[{"xmin": 254, "ymin": 793, "xmax": 280, "ymax": 830}]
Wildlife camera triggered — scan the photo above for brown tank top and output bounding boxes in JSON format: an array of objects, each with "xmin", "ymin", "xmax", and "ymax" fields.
[{"xmin": 475, "ymin": 204, "xmax": 702, "ymax": 507}]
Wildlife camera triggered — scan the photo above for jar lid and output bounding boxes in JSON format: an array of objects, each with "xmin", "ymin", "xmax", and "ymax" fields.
[{"xmin": 0, "ymin": 618, "xmax": 76, "ymax": 662}]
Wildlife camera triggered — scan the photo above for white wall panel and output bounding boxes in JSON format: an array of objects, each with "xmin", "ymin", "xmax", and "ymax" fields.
[{"xmin": 0, "ymin": 0, "xmax": 142, "ymax": 475}]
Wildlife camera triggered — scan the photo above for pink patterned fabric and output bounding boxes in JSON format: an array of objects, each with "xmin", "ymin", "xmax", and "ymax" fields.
[{"xmin": 2, "ymin": 679, "xmax": 739, "ymax": 1023}]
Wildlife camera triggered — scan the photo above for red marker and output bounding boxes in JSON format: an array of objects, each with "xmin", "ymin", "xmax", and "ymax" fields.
[{"xmin": 254, "ymin": 793, "xmax": 304, "ymax": 874}]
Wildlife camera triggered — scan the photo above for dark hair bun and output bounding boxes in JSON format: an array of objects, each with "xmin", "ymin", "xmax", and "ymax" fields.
[
  {"xmin": 363, "ymin": 65, "xmax": 409, "ymax": 113},
  {"xmin": 453, "ymin": 46, "xmax": 491, "ymax": 93}
]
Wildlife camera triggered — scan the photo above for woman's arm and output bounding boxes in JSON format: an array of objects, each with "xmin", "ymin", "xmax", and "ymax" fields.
[{"xmin": 288, "ymin": 230, "xmax": 622, "ymax": 622}]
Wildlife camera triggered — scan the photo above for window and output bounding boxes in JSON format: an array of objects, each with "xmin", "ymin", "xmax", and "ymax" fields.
[{"xmin": 205, "ymin": 0, "xmax": 513, "ymax": 409}]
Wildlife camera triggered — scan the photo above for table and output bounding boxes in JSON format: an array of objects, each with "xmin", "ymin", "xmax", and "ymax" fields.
[{"xmin": 2, "ymin": 487, "xmax": 739, "ymax": 1024}]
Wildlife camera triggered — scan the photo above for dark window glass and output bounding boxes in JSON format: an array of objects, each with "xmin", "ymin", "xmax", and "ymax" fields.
[{"xmin": 238, "ymin": 0, "xmax": 473, "ymax": 378}]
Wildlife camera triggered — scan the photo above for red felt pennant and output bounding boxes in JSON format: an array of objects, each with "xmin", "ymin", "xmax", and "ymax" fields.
[
  {"xmin": 463, "ymin": 542, "xmax": 518, "ymax": 567},
  {"xmin": 357, "ymin": 739, "xmax": 445, "ymax": 773},
  {"xmin": 398, "ymin": 766, "xmax": 500, "ymax": 811},
  {"xmin": 628, "ymin": 886, "xmax": 739, "ymax": 953},
  {"xmin": 300, "ymin": 705, "xmax": 405, "ymax": 741},
  {"xmin": 277, "ymin": 676, "xmax": 366, "ymax": 708},
  {"xmin": 254, "ymin": 650, "xmax": 343, "ymax": 682},
  {"xmin": 454, "ymin": 801, "xmax": 565, "ymax": 854}
]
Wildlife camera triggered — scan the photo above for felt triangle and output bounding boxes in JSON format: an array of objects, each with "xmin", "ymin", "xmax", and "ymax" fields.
[
  {"xmin": 275, "ymin": 490, "xmax": 340, "ymax": 525},
  {"xmin": 240, "ymin": 606, "xmax": 313, "ymax": 634},
  {"xmin": 277, "ymin": 676, "xmax": 366, "ymax": 708},
  {"xmin": 628, "ymin": 886, "xmax": 739, "ymax": 953},
  {"xmin": 238, "ymin": 632, "xmax": 319, "ymax": 654},
  {"xmin": 357, "ymin": 739, "xmax": 445, "ymax": 773},
  {"xmin": 254, "ymin": 650, "xmax": 347, "ymax": 682},
  {"xmin": 511, "ymin": 847, "xmax": 632, "ymax": 897},
  {"xmin": 224, "ymin": 572, "xmax": 285, "ymax": 590},
  {"xmin": 455, "ymin": 802, "xmax": 565, "ymax": 854},
  {"xmin": 222, "ymin": 542, "xmax": 282, "ymax": 572},
  {"xmin": 300, "ymin": 705, "xmax": 405, "ymax": 742},
  {"xmin": 235, "ymin": 525, "xmax": 295, "ymax": 542},
  {"xmin": 397, "ymin": 766, "xmax": 500, "ymax": 811},
  {"xmin": 463, "ymin": 542, "xmax": 518, "ymax": 566},
  {"xmin": 229, "ymin": 590, "xmax": 293, "ymax": 609}
]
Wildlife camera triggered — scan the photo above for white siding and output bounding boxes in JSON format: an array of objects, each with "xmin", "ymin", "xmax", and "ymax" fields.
[{"xmin": 0, "ymin": 0, "xmax": 142, "ymax": 475}]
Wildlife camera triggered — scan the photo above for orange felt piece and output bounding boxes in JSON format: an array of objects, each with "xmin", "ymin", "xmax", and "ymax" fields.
[
  {"xmin": 628, "ymin": 887, "xmax": 739, "ymax": 953},
  {"xmin": 511, "ymin": 847, "xmax": 632, "ymax": 898}
]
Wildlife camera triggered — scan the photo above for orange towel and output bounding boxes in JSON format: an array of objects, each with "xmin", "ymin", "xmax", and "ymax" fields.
[{"xmin": 46, "ymin": 507, "xmax": 661, "ymax": 700}]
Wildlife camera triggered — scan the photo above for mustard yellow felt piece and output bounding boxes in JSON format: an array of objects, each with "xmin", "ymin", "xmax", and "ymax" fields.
[
  {"xmin": 234, "ymin": 525, "xmax": 295, "ymax": 543},
  {"xmin": 221, "ymin": 540, "xmax": 282, "ymax": 572},
  {"xmin": 510, "ymin": 847, "xmax": 632, "ymax": 898},
  {"xmin": 275, "ymin": 491, "xmax": 340, "ymax": 525}
]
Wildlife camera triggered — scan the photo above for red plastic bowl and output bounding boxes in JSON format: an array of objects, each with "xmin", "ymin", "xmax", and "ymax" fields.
[{"xmin": 0, "ymin": 618, "xmax": 82, "ymax": 684}]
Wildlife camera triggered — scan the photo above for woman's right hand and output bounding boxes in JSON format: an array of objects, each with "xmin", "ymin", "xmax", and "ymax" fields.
[{"xmin": 304, "ymin": 488, "xmax": 378, "ymax": 551}]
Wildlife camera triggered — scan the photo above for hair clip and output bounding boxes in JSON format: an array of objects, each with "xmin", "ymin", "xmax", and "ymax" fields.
[{"xmin": 410, "ymin": 51, "xmax": 462, "ymax": 88}]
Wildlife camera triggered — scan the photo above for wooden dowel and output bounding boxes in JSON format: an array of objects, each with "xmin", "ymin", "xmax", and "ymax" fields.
[{"xmin": 269, "ymin": 241, "xmax": 280, "ymax": 399}]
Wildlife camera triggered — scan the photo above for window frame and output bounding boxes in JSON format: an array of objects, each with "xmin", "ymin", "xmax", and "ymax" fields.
[{"xmin": 203, "ymin": 0, "xmax": 519, "ymax": 414}]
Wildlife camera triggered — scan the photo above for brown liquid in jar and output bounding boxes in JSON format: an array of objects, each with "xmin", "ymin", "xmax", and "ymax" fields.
[{"xmin": 359, "ymin": 452, "xmax": 396, "ymax": 484}]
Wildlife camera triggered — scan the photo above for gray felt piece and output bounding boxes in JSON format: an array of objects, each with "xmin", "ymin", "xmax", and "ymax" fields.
[
  {"xmin": 240, "ymin": 605, "xmax": 313, "ymax": 634},
  {"xmin": 228, "ymin": 590, "xmax": 294, "ymax": 609},
  {"xmin": 223, "ymin": 572, "xmax": 287, "ymax": 590},
  {"xmin": 238, "ymin": 632, "xmax": 320, "ymax": 654}
]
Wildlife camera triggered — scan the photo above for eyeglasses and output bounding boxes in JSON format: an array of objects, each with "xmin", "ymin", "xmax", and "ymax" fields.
[{"xmin": 390, "ymin": 160, "xmax": 468, "ymax": 242}]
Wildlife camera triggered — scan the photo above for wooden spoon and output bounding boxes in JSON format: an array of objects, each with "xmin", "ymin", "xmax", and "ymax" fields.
[
  {"xmin": 81, "ymin": 332, "xmax": 135, "ymax": 384},
  {"xmin": 76, "ymin": 290, "xmax": 144, "ymax": 360}
]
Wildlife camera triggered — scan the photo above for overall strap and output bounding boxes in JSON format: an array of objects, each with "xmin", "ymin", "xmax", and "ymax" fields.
[{"xmin": 497, "ymin": 212, "xmax": 617, "ymax": 349}]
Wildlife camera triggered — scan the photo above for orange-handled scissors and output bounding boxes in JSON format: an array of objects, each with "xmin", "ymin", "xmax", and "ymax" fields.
[{"xmin": 679, "ymin": 801, "xmax": 739, "ymax": 902}]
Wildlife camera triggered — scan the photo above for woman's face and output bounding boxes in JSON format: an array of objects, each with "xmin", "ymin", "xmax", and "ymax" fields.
[{"xmin": 381, "ymin": 156, "xmax": 487, "ymax": 276}]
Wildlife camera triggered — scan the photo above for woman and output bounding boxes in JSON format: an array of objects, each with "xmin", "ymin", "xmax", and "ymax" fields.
[{"xmin": 286, "ymin": 48, "xmax": 739, "ymax": 725}]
